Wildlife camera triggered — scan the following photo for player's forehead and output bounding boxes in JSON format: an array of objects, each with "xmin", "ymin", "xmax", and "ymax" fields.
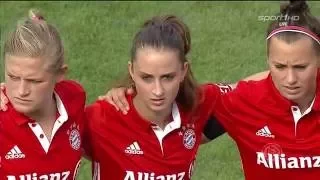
[
  {"xmin": 134, "ymin": 47, "xmax": 182, "ymax": 74},
  {"xmin": 5, "ymin": 55, "xmax": 51, "ymax": 78},
  {"xmin": 269, "ymin": 37, "xmax": 317, "ymax": 60}
]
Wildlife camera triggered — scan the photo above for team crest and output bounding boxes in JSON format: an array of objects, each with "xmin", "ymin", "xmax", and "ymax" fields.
[
  {"xmin": 67, "ymin": 123, "xmax": 81, "ymax": 151},
  {"xmin": 183, "ymin": 127, "xmax": 196, "ymax": 150}
]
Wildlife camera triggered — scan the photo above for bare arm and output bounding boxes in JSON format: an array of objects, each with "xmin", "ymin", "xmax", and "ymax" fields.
[
  {"xmin": 242, "ymin": 70, "xmax": 269, "ymax": 81},
  {"xmin": 99, "ymin": 70, "xmax": 270, "ymax": 114},
  {"xmin": 0, "ymin": 83, "xmax": 8, "ymax": 111},
  {"xmin": 229, "ymin": 70, "xmax": 269, "ymax": 89}
]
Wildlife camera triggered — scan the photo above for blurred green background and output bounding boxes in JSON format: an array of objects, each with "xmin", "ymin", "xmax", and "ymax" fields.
[{"xmin": 1, "ymin": 1, "xmax": 319, "ymax": 179}]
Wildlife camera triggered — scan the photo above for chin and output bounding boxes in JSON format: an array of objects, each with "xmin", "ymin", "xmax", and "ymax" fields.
[
  {"xmin": 283, "ymin": 94, "xmax": 302, "ymax": 103},
  {"xmin": 149, "ymin": 106, "xmax": 165, "ymax": 112},
  {"xmin": 149, "ymin": 104, "xmax": 168, "ymax": 113}
]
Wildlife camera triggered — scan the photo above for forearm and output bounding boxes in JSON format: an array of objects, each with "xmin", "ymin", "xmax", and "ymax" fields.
[
  {"xmin": 242, "ymin": 70, "xmax": 269, "ymax": 81},
  {"xmin": 230, "ymin": 70, "xmax": 269, "ymax": 89}
]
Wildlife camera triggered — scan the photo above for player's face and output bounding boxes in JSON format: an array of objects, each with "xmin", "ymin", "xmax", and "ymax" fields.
[
  {"xmin": 129, "ymin": 47, "xmax": 187, "ymax": 114},
  {"xmin": 4, "ymin": 55, "xmax": 62, "ymax": 117},
  {"xmin": 268, "ymin": 36, "xmax": 319, "ymax": 107}
]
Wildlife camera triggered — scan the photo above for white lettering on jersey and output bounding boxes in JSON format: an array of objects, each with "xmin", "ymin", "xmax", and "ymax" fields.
[
  {"xmin": 257, "ymin": 152, "xmax": 320, "ymax": 169},
  {"xmin": 215, "ymin": 83, "xmax": 232, "ymax": 94},
  {"xmin": 93, "ymin": 161, "xmax": 100, "ymax": 180},
  {"xmin": 124, "ymin": 171, "xmax": 134, "ymax": 180},
  {"xmin": 124, "ymin": 171, "xmax": 185, "ymax": 180},
  {"xmin": 314, "ymin": 156, "xmax": 320, "ymax": 168},
  {"xmin": 6, "ymin": 171, "xmax": 70, "ymax": 180}
]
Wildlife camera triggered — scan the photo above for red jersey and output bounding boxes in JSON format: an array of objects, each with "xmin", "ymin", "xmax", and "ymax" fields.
[
  {"xmin": 84, "ymin": 85, "xmax": 216, "ymax": 180},
  {"xmin": 208, "ymin": 74, "xmax": 320, "ymax": 180},
  {"xmin": 0, "ymin": 80, "xmax": 86, "ymax": 180}
]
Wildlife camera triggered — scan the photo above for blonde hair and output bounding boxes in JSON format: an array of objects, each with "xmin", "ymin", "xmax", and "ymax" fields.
[{"xmin": 4, "ymin": 9, "xmax": 64, "ymax": 72}]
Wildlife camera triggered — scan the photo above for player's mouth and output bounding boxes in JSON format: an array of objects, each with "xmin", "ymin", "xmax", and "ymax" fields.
[
  {"xmin": 150, "ymin": 98, "xmax": 165, "ymax": 106},
  {"xmin": 14, "ymin": 97, "xmax": 32, "ymax": 103},
  {"xmin": 284, "ymin": 86, "xmax": 300, "ymax": 94}
]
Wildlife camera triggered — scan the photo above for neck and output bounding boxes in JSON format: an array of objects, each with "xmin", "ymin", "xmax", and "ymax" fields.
[
  {"xmin": 27, "ymin": 98, "xmax": 57, "ymax": 123},
  {"xmin": 27, "ymin": 97, "xmax": 57, "ymax": 142},
  {"xmin": 133, "ymin": 96, "xmax": 171, "ymax": 130},
  {"xmin": 297, "ymin": 95, "xmax": 315, "ymax": 114}
]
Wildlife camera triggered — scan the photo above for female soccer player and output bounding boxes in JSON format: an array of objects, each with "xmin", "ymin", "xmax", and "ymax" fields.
[
  {"xmin": 105, "ymin": 0, "xmax": 320, "ymax": 179},
  {"xmin": 83, "ymin": 14, "xmax": 230, "ymax": 180},
  {"xmin": 213, "ymin": 1, "xmax": 320, "ymax": 179},
  {"xmin": 0, "ymin": 10, "xmax": 85, "ymax": 179}
]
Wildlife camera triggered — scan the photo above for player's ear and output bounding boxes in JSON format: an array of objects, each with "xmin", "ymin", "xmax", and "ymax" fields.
[
  {"xmin": 128, "ymin": 61, "xmax": 134, "ymax": 81},
  {"xmin": 56, "ymin": 64, "xmax": 68, "ymax": 82},
  {"xmin": 181, "ymin": 62, "xmax": 189, "ymax": 82}
]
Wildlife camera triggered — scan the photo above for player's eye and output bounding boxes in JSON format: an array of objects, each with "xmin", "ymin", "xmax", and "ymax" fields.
[
  {"xmin": 275, "ymin": 64, "xmax": 286, "ymax": 70},
  {"xmin": 162, "ymin": 75, "xmax": 175, "ymax": 81},
  {"xmin": 141, "ymin": 75, "xmax": 153, "ymax": 82},
  {"xmin": 8, "ymin": 75, "xmax": 20, "ymax": 81}
]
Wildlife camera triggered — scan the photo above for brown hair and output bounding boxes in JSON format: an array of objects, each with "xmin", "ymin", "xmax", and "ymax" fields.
[
  {"xmin": 4, "ymin": 9, "xmax": 64, "ymax": 73},
  {"xmin": 117, "ymin": 15, "xmax": 200, "ymax": 111},
  {"xmin": 266, "ymin": 0, "xmax": 320, "ymax": 55}
]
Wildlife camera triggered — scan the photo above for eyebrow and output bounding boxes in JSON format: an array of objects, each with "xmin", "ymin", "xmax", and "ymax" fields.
[
  {"xmin": 138, "ymin": 71, "xmax": 177, "ymax": 76},
  {"xmin": 271, "ymin": 60, "xmax": 309, "ymax": 67},
  {"xmin": 6, "ymin": 71, "xmax": 17, "ymax": 76},
  {"xmin": 6, "ymin": 71, "xmax": 43, "ymax": 81}
]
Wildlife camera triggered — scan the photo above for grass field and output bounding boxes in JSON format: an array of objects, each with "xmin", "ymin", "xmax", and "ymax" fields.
[{"xmin": 1, "ymin": 1, "xmax": 320, "ymax": 180}]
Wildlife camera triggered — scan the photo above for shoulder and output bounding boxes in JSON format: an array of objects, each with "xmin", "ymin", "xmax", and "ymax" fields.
[
  {"xmin": 215, "ymin": 77, "xmax": 273, "ymax": 110},
  {"xmin": 181, "ymin": 84, "xmax": 222, "ymax": 126},
  {"xmin": 196, "ymin": 79, "xmax": 269, "ymax": 111},
  {"xmin": 198, "ymin": 83, "xmax": 220, "ymax": 99},
  {"xmin": 85, "ymin": 100, "xmax": 120, "ymax": 125},
  {"xmin": 197, "ymin": 83, "xmax": 232, "ymax": 106},
  {"xmin": 55, "ymin": 80, "xmax": 86, "ymax": 105},
  {"xmin": 55, "ymin": 80, "xmax": 86, "ymax": 98},
  {"xmin": 233, "ymin": 77, "xmax": 270, "ymax": 98},
  {"xmin": 54, "ymin": 80, "xmax": 86, "ymax": 120},
  {"xmin": 86, "ymin": 100, "xmax": 109, "ymax": 117}
]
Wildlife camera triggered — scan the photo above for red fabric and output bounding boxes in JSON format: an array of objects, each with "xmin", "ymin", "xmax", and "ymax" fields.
[
  {"xmin": 84, "ymin": 84, "xmax": 216, "ymax": 180},
  {"xmin": 210, "ymin": 74, "xmax": 320, "ymax": 180},
  {"xmin": 0, "ymin": 80, "xmax": 86, "ymax": 180}
]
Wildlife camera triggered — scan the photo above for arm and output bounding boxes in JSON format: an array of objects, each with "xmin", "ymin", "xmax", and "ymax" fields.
[
  {"xmin": 229, "ymin": 70, "xmax": 269, "ymax": 89},
  {"xmin": 98, "ymin": 70, "xmax": 270, "ymax": 114},
  {"xmin": 0, "ymin": 83, "xmax": 8, "ymax": 111},
  {"xmin": 201, "ymin": 116, "xmax": 226, "ymax": 144},
  {"xmin": 242, "ymin": 70, "xmax": 269, "ymax": 81},
  {"xmin": 82, "ymin": 106, "xmax": 95, "ymax": 161}
]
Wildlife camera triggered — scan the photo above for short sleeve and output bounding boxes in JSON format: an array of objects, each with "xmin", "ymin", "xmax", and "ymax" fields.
[{"xmin": 203, "ymin": 83, "xmax": 241, "ymax": 139}]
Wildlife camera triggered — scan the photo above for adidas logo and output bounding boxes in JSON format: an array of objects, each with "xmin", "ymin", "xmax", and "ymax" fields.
[
  {"xmin": 5, "ymin": 145, "xmax": 26, "ymax": 160},
  {"xmin": 124, "ymin": 141, "xmax": 144, "ymax": 155},
  {"xmin": 256, "ymin": 126, "xmax": 275, "ymax": 138}
]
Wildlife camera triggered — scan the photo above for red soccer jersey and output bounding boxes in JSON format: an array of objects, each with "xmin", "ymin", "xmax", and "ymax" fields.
[
  {"xmin": 0, "ymin": 80, "xmax": 86, "ymax": 180},
  {"xmin": 207, "ymin": 74, "xmax": 320, "ymax": 180},
  {"xmin": 84, "ymin": 85, "xmax": 217, "ymax": 180}
]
